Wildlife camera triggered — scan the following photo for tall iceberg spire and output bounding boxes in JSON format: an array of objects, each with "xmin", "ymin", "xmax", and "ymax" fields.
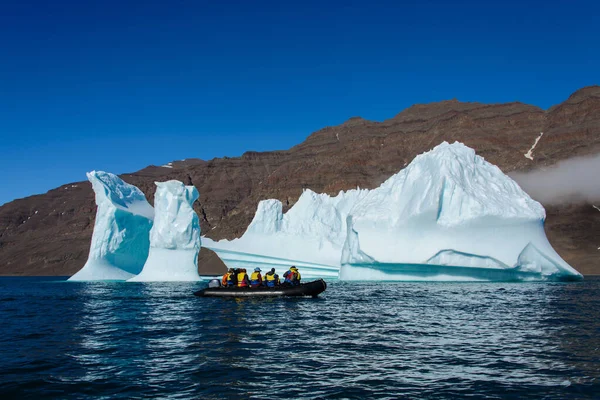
[
  {"xmin": 69, "ymin": 171, "xmax": 154, "ymax": 281},
  {"xmin": 129, "ymin": 180, "xmax": 201, "ymax": 281}
]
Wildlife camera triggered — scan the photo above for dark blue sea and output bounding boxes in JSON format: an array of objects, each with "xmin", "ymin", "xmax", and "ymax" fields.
[{"xmin": 1, "ymin": 277, "xmax": 599, "ymax": 399}]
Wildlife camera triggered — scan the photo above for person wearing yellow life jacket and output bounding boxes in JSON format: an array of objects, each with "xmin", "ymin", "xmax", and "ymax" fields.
[
  {"xmin": 222, "ymin": 268, "xmax": 237, "ymax": 287},
  {"xmin": 250, "ymin": 267, "xmax": 263, "ymax": 288},
  {"xmin": 283, "ymin": 266, "xmax": 301, "ymax": 286},
  {"xmin": 263, "ymin": 268, "xmax": 280, "ymax": 287},
  {"xmin": 237, "ymin": 268, "xmax": 250, "ymax": 288}
]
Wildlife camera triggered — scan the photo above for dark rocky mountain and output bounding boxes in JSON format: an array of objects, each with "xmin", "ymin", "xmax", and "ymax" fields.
[{"xmin": 1, "ymin": 86, "xmax": 599, "ymax": 276}]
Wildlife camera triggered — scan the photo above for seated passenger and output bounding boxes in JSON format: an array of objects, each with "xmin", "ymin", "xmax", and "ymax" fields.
[
  {"xmin": 283, "ymin": 266, "xmax": 301, "ymax": 286},
  {"xmin": 228, "ymin": 268, "xmax": 239, "ymax": 287},
  {"xmin": 291, "ymin": 266, "xmax": 301, "ymax": 285},
  {"xmin": 237, "ymin": 268, "xmax": 250, "ymax": 288},
  {"xmin": 263, "ymin": 268, "xmax": 280, "ymax": 287},
  {"xmin": 222, "ymin": 268, "xmax": 237, "ymax": 287},
  {"xmin": 250, "ymin": 267, "xmax": 263, "ymax": 288}
]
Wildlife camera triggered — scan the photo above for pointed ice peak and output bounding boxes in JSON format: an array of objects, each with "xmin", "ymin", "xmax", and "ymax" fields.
[
  {"xmin": 406, "ymin": 140, "xmax": 477, "ymax": 166},
  {"xmin": 246, "ymin": 199, "xmax": 283, "ymax": 235},
  {"xmin": 354, "ymin": 141, "xmax": 545, "ymax": 227}
]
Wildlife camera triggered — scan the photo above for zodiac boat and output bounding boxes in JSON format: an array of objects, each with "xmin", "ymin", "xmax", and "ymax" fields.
[{"xmin": 194, "ymin": 279, "xmax": 327, "ymax": 298}]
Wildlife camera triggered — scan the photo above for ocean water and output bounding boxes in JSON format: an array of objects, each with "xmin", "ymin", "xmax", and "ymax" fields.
[{"xmin": 0, "ymin": 277, "xmax": 599, "ymax": 399}]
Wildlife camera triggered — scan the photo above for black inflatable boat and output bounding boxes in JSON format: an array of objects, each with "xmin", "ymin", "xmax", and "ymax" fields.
[{"xmin": 194, "ymin": 279, "xmax": 327, "ymax": 298}]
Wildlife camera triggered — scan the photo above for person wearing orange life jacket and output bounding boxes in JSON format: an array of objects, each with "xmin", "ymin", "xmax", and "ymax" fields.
[
  {"xmin": 221, "ymin": 273, "xmax": 227, "ymax": 287},
  {"xmin": 237, "ymin": 268, "xmax": 250, "ymax": 288},
  {"xmin": 283, "ymin": 266, "xmax": 301, "ymax": 286},
  {"xmin": 222, "ymin": 268, "xmax": 237, "ymax": 287},
  {"xmin": 250, "ymin": 267, "xmax": 263, "ymax": 288},
  {"xmin": 263, "ymin": 268, "xmax": 280, "ymax": 287}
]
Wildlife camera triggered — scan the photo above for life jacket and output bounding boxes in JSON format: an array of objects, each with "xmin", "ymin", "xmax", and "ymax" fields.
[
  {"xmin": 225, "ymin": 272, "xmax": 237, "ymax": 287},
  {"xmin": 237, "ymin": 271, "xmax": 249, "ymax": 287},
  {"xmin": 221, "ymin": 273, "xmax": 228, "ymax": 286},
  {"xmin": 283, "ymin": 269, "xmax": 297, "ymax": 285},
  {"xmin": 250, "ymin": 272, "xmax": 262, "ymax": 287},
  {"xmin": 284, "ymin": 269, "xmax": 299, "ymax": 285},
  {"xmin": 264, "ymin": 272, "xmax": 279, "ymax": 287}
]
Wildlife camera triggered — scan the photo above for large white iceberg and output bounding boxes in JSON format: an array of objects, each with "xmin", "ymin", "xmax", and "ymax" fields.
[
  {"xmin": 205, "ymin": 142, "xmax": 582, "ymax": 282},
  {"xmin": 129, "ymin": 180, "xmax": 201, "ymax": 281},
  {"xmin": 339, "ymin": 142, "xmax": 582, "ymax": 281},
  {"xmin": 69, "ymin": 171, "xmax": 154, "ymax": 281}
]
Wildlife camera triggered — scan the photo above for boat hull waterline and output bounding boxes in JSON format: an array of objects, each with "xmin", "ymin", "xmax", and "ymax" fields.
[{"xmin": 194, "ymin": 279, "xmax": 327, "ymax": 298}]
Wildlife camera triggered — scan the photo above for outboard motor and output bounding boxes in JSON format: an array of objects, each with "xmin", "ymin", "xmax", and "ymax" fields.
[{"xmin": 208, "ymin": 279, "xmax": 221, "ymax": 288}]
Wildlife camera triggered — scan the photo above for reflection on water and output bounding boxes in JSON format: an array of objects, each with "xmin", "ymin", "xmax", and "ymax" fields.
[
  {"xmin": 0, "ymin": 277, "xmax": 599, "ymax": 399},
  {"xmin": 135, "ymin": 283, "xmax": 199, "ymax": 389}
]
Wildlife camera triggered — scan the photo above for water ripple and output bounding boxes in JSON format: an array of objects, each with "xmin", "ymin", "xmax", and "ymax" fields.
[{"xmin": 0, "ymin": 278, "xmax": 599, "ymax": 399}]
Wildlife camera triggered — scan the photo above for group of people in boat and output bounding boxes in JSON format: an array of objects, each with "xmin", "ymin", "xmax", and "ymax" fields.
[{"xmin": 221, "ymin": 266, "xmax": 301, "ymax": 288}]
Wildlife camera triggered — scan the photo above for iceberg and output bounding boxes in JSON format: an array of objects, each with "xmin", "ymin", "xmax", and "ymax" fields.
[
  {"xmin": 129, "ymin": 180, "xmax": 201, "ymax": 281},
  {"xmin": 339, "ymin": 142, "xmax": 583, "ymax": 281},
  {"xmin": 206, "ymin": 142, "xmax": 582, "ymax": 282},
  {"xmin": 69, "ymin": 171, "xmax": 154, "ymax": 281},
  {"xmin": 203, "ymin": 189, "xmax": 368, "ymax": 278}
]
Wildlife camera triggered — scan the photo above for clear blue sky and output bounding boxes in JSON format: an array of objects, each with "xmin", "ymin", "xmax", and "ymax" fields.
[{"xmin": 1, "ymin": 0, "xmax": 598, "ymax": 206}]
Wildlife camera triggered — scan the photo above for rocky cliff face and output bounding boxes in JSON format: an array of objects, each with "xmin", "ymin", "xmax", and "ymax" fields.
[{"xmin": 1, "ymin": 86, "xmax": 599, "ymax": 276}]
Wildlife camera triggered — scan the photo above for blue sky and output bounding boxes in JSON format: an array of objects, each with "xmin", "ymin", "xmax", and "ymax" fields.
[{"xmin": 1, "ymin": 0, "xmax": 598, "ymax": 205}]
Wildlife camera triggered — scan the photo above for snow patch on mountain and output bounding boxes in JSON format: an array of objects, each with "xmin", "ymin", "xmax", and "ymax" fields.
[{"xmin": 524, "ymin": 132, "xmax": 544, "ymax": 160}]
